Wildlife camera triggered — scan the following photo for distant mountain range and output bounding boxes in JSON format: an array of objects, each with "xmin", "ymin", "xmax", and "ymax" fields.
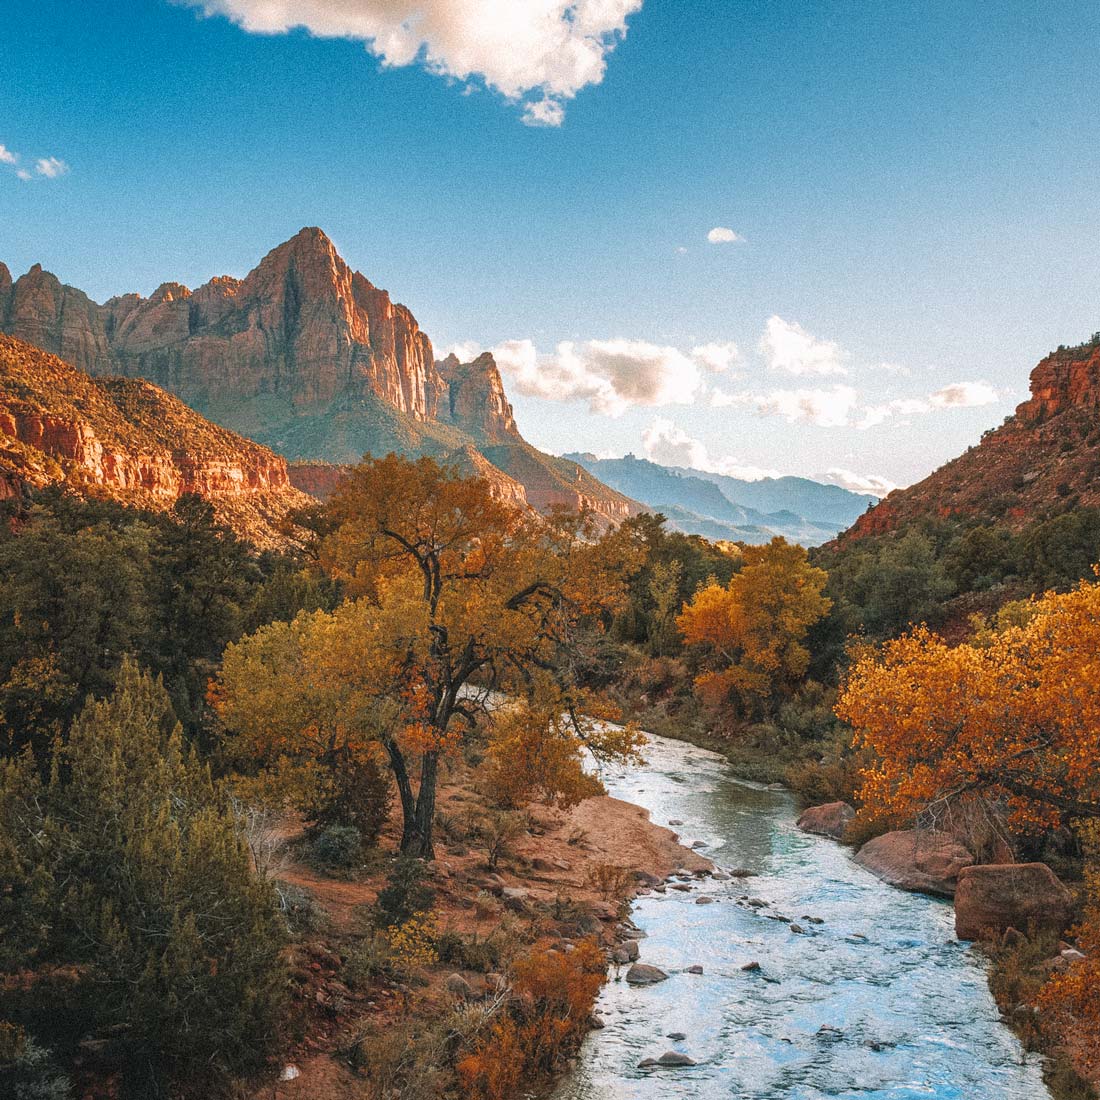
[{"xmin": 563, "ymin": 453, "xmax": 875, "ymax": 545}]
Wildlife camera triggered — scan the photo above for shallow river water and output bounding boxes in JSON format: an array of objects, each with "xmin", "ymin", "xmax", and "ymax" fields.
[{"xmin": 554, "ymin": 733, "xmax": 1051, "ymax": 1100}]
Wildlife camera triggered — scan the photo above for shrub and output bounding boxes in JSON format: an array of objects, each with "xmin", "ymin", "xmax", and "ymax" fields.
[
  {"xmin": 304, "ymin": 751, "xmax": 392, "ymax": 848},
  {"xmin": 0, "ymin": 662, "xmax": 287, "ymax": 1097},
  {"xmin": 373, "ymin": 856, "xmax": 435, "ymax": 929},
  {"xmin": 456, "ymin": 938, "xmax": 606, "ymax": 1100},
  {"xmin": 307, "ymin": 824, "xmax": 364, "ymax": 870},
  {"xmin": 0, "ymin": 1025, "xmax": 72, "ymax": 1100}
]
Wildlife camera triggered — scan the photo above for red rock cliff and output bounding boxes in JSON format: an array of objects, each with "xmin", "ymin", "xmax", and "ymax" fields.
[
  {"xmin": 0, "ymin": 334, "xmax": 311, "ymax": 548},
  {"xmin": 840, "ymin": 336, "xmax": 1100, "ymax": 542}
]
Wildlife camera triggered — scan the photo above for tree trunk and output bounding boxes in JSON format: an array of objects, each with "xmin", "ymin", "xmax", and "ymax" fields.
[
  {"xmin": 383, "ymin": 738, "xmax": 418, "ymax": 852},
  {"xmin": 406, "ymin": 750, "xmax": 439, "ymax": 859}
]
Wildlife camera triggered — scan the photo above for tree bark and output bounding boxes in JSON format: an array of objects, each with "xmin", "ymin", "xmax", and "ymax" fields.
[
  {"xmin": 383, "ymin": 737, "xmax": 418, "ymax": 852},
  {"xmin": 407, "ymin": 750, "xmax": 439, "ymax": 858}
]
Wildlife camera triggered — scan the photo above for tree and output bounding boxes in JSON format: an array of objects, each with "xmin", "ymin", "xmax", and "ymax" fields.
[
  {"xmin": 676, "ymin": 537, "xmax": 831, "ymax": 717},
  {"xmin": 216, "ymin": 455, "xmax": 644, "ymax": 858},
  {"xmin": 837, "ymin": 578, "xmax": 1100, "ymax": 835},
  {"xmin": 0, "ymin": 661, "xmax": 286, "ymax": 1097}
]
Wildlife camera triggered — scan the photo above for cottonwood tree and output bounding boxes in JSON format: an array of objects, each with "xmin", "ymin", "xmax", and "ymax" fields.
[
  {"xmin": 676, "ymin": 537, "xmax": 831, "ymax": 718},
  {"xmin": 216, "ymin": 455, "xmax": 643, "ymax": 858},
  {"xmin": 837, "ymin": 578, "xmax": 1100, "ymax": 833}
]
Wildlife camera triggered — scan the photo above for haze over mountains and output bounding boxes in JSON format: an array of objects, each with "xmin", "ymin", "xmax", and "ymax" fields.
[{"xmin": 566, "ymin": 452, "xmax": 873, "ymax": 545}]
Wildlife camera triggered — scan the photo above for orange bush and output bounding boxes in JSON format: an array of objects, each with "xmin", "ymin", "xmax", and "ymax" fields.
[{"xmin": 456, "ymin": 938, "xmax": 605, "ymax": 1100}]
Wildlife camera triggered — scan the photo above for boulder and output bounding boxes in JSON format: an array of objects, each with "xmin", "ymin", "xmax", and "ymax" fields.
[
  {"xmin": 797, "ymin": 801, "xmax": 855, "ymax": 840},
  {"xmin": 955, "ymin": 863, "xmax": 1075, "ymax": 941},
  {"xmin": 612, "ymin": 940, "xmax": 640, "ymax": 965},
  {"xmin": 625, "ymin": 963, "xmax": 669, "ymax": 985},
  {"xmin": 854, "ymin": 829, "xmax": 974, "ymax": 897}
]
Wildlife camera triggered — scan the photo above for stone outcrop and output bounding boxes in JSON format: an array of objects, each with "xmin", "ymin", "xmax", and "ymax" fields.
[
  {"xmin": 797, "ymin": 802, "xmax": 855, "ymax": 840},
  {"xmin": 837, "ymin": 335, "xmax": 1100, "ymax": 542},
  {"xmin": 954, "ymin": 863, "xmax": 1076, "ymax": 941},
  {"xmin": 0, "ymin": 333, "xmax": 310, "ymax": 549},
  {"xmin": 854, "ymin": 829, "xmax": 974, "ymax": 897},
  {"xmin": 0, "ymin": 231, "xmax": 637, "ymax": 525}
]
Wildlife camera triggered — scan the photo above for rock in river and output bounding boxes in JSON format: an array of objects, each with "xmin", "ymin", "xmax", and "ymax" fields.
[
  {"xmin": 955, "ymin": 863, "xmax": 1075, "ymax": 941},
  {"xmin": 626, "ymin": 963, "xmax": 669, "ymax": 985},
  {"xmin": 854, "ymin": 829, "xmax": 973, "ymax": 897},
  {"xmin": 797, "ymin": 801, "xmax": 855, "ymax": 840}
]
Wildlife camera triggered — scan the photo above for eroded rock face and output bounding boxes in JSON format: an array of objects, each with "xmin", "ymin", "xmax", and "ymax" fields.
[
  {"xmin": 854, "ymin": 829, "xmax": 974, "ymax": 897},
  {"xmin": 954, "ymin": 863, "xmax": 1075, "ymax": 941},
  {"xmin": 0, "ymin": 334, "xmax": 309, "ymax": 549},
  {"xmin": 0, "ymin": 232, "xmax": 637, "ymax": 526},
  {"xmin": 797, "ymin": 802, "xmax": 855, "ymax": 841},
  {"xmin": 837, "ymin": 337, "xmax": 1100, "ymax": 542}
]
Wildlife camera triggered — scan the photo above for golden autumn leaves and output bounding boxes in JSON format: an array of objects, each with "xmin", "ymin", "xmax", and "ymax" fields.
[
  {"xmin": 838, "ymin": 580, "xmax": 1100, "ymax": 832},
  {"xmin": 213, "ymin": 455, "xmax": 645, "ymax": 856},
  {"xmin": 676, "ymin": 538, "xmax": 832, "ymax": 718}
]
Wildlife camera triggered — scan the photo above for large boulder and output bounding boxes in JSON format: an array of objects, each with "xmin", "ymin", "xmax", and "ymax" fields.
[
  {"xmin": 955, "ymin": 863, "xmax": 1075, "ymax": 941},
  {"xmin": 854, "ymin": 829, "xmax": 973, "ymax": 897},
  {"xmin": 797, "ymin": 802, "xmax": 855, "ymax": 840}
]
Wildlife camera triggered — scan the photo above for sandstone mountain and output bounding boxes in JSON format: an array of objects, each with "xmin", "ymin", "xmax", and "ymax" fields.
[
  {"xmin": 842, "ymin": 334, "xmax": 1100, "ymax": 542},
  {"xmin": 0, "ymin": 333, "xmax": 312, "ymax": 549},
  {"xmin": 0, "ymin": 230, "xmax": 634, "ymax": 523}
]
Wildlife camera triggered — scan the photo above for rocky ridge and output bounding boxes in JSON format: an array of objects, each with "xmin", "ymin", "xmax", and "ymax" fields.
[
  {"xmin": 841, "ymin": 335, "xmax": 1100, "ymax": 541},
  {"xmin": 0, "ymin": 333, "xmax": 311, "ymax": 548},
  {"xmin": 0, "ymin": 231, "xmax": 635, "ymax": 525}
]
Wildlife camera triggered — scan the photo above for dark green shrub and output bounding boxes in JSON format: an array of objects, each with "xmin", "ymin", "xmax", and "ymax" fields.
[
  {"xmin": 373, "ymin": 856, "xmax": 435, "ymax": 929},
  {"xmin": 307, "ymin": 825, "xmax": 364, "ymax": 870}
]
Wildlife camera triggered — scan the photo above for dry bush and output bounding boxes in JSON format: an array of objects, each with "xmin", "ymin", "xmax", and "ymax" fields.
[
  {"xmin": 456, "ymin": 938, "xmax": 606, "ymax": 1100},
  {"xmin": 584, "ymin": 862, "xmax": 634, "ymax": 906}
]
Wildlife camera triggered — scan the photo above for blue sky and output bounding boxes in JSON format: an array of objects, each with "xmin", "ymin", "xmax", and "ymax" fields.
[{"xmin": 3, "ymin": 0, "xmax": 1099, "ymax": 492}]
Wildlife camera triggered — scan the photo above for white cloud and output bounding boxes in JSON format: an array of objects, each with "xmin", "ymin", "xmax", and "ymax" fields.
[
  {"xmin": 857, "ymin": 381, "xmax": 998, "ymax": 429},
  {"xmin": 187, "ymin": 0, "xmax": 641, "ymax": 126},
  {"xmin": 825, "ymin": 468, "xmax": 897, "ymax": 497},
  {"xmin": 676, "ymin": 245, "xmax": 688, "ymax": 255},
  {"xmin": 521, "ymin": 97, "xmax": 565, "ymax": 127},
  {"xmin": 0, "ymin": 144, "xmax": 16, "ymax": 166},
  {"xmin": 928, "ymin": 381, "xmax": 998, "ymax": 408},
  {"xmin": 34, "ymin": 156, "xmax": 68, "ymax": 178},
  {"xmin": 642, "ymin": 417, "xmax": 780, "ymax": 480},
  {"xmin": 689, "ymin": 341, "xmax": 739, "ymax": 373},
  {"xmin": 15, "ymin": 169, "xmax": 32, "ymax": 182},
  {"xmin": 759, "ymin": 315, "xmax": 848, "ymax": 376},
  {"xmin": 472, "ymin": 336, "xmax": 740, "ymax": 416},
  {"xmin": 707, "ymin": 226, "xmax": 742, "ymax": 244},
  {"xmin": 714, "ymin": 384, "xmax": 860, "ymax": 428},
  {"xmin": 856, "ymin": 396, "xmax": 932, "ymax": 430}
]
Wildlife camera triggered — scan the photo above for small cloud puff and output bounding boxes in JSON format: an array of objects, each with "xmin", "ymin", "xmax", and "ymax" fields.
[
  {"xmin": 34, "ymin": 156, "xmax": 68, "ymax": 178},
  {"xmin": 825, "ymin": 468, "xmax": 897, "ymax": 497},
  {"xmin": 707, "ymin": 226, "xmax": 742, "ymax": 244},
  {"xmin": 642, "ymin": 417, "xmax": 780, "ymax": 480},
  {"xmin": 1, "ymin": 142, "xmax": 69, "ymax": 181}
]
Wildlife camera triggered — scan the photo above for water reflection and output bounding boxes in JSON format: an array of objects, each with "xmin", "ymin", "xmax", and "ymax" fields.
[{"xmin": 554, "ymin": 734, "xmax": 1049, "ymax": 1100}]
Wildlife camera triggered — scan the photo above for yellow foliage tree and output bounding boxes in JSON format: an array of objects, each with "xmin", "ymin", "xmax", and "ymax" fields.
[
  {"xmin": 676, "ymin": 537, "xmax": 831, "ymax": 716},
  {"xmin": 216, "ymin": 455, "xmax": 644, "ymax": 857},
  {"xmin": 837, "ymin": 579, "xmax": 1100, "ymax": 834}
]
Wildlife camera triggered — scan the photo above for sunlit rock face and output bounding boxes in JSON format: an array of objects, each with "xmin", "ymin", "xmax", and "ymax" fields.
[
  {"xmin": 839, "ymin": 337, "xmax": 1100, "ymax": 542},
  {"xmin": 0, "ymin": 333, "xmax": 311, "ymax": 549},
  {"xmin": 0, "ymin": 232, "xmax": 636, "ymax": 526}
]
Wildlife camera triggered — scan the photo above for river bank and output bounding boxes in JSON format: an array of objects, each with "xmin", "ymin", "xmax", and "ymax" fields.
[{"xmin": 257, "ymin": 755, "xmax": 709, "ymax": 1100}]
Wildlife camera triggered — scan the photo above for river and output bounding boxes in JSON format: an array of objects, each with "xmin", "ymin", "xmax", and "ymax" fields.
[{"xmin": 554, "ymin": 732, "xmax": 1051, "ymax": 1100}]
